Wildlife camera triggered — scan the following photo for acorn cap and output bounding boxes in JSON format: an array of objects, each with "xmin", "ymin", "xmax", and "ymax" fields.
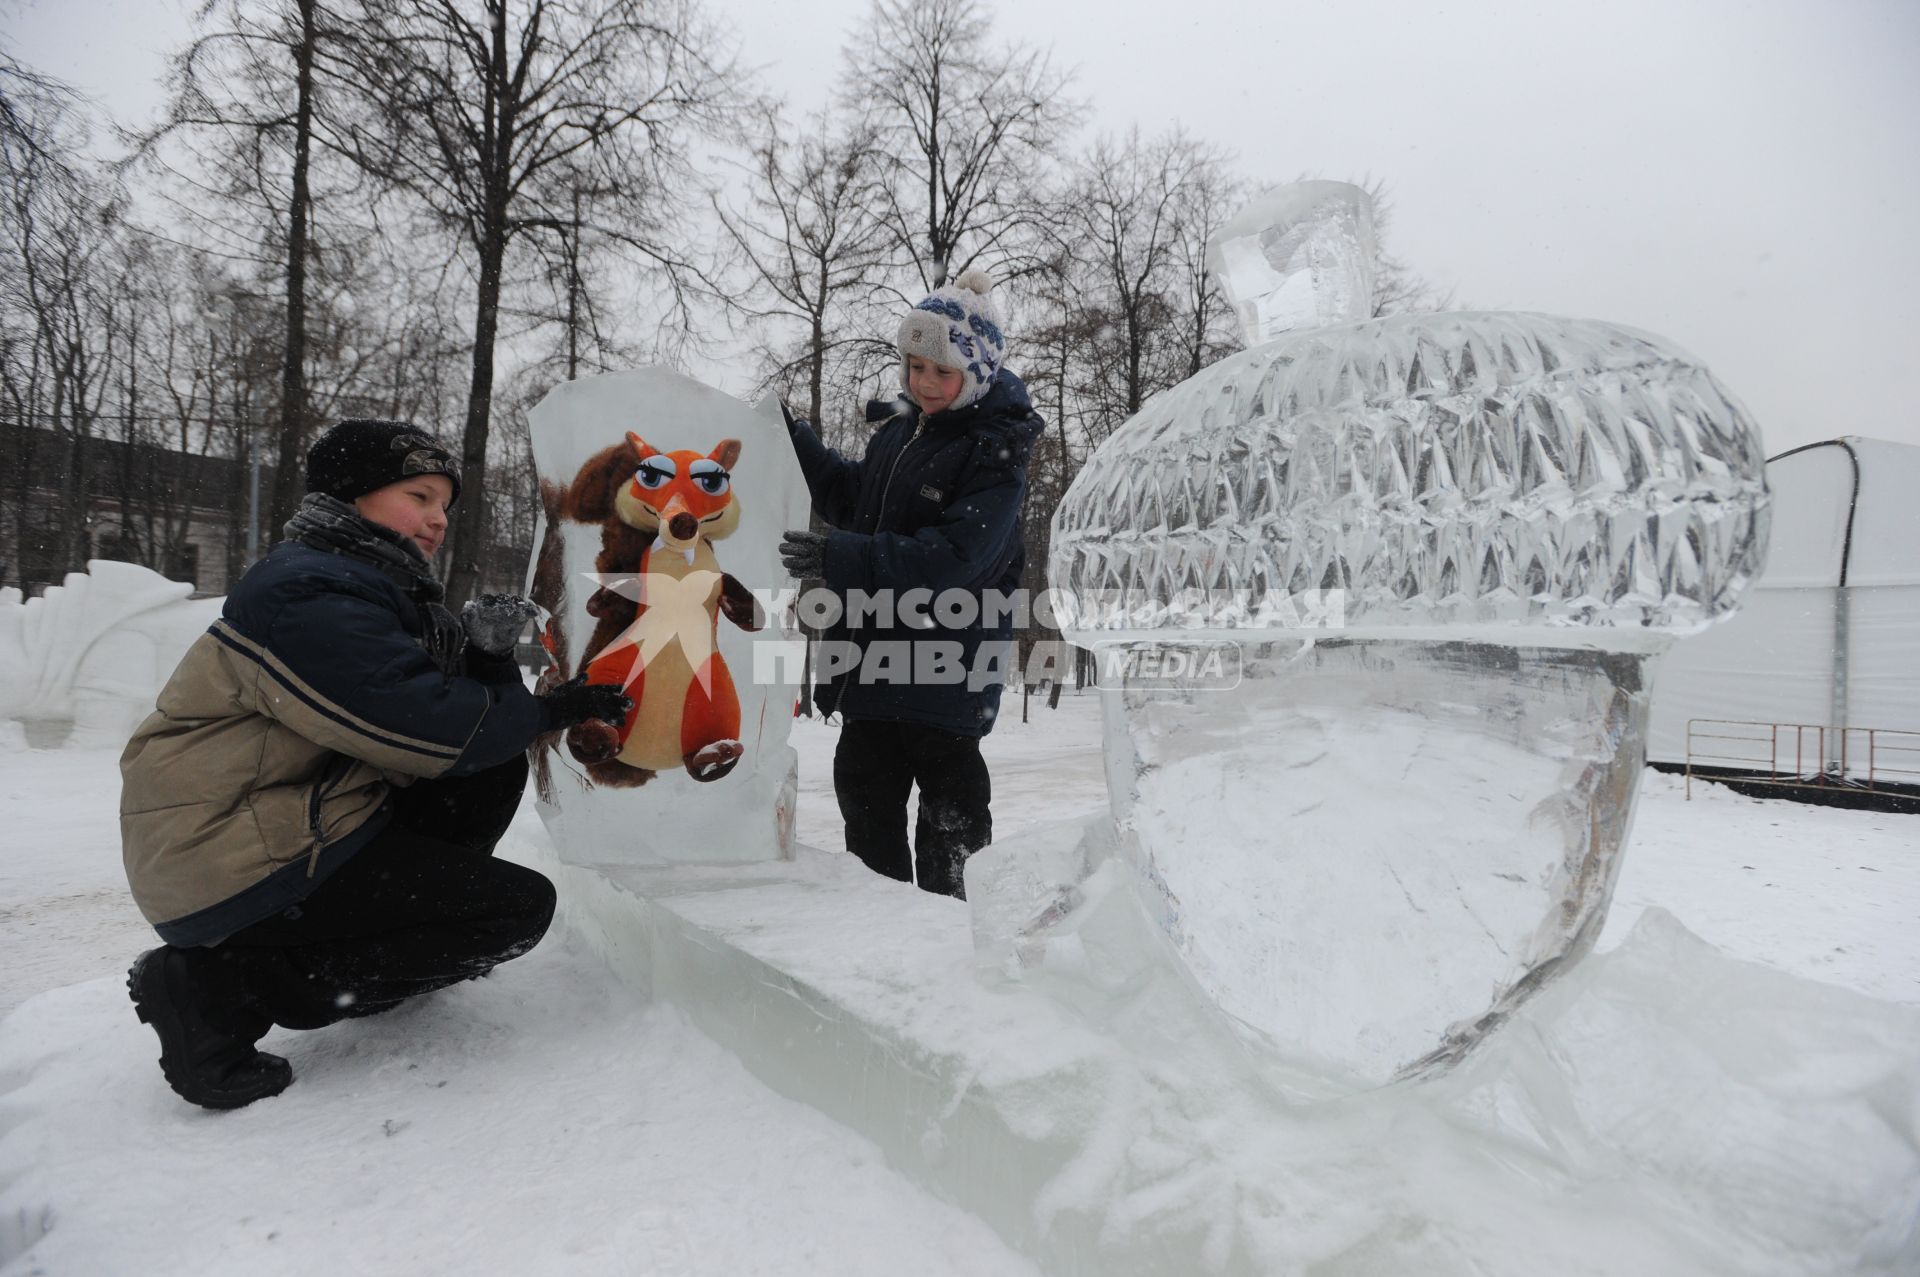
[{"xmin": 1047, "ymin": 310, "xmax": 1770, "ymax": 652}]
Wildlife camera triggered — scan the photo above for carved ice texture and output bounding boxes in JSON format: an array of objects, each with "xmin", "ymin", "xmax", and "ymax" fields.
[
  {"xmin": 1047, "ymin": 310, "xmax": 1769, "ymax": 645},
  {"xmin": 1209, "ymin": 180, "xmax": 1376, "ymax": 339},
  {"xmin": 0, "ymin": 561, "xmax": 221, "ymax": 750},
  {"xmin": 970, "ymin": 183, "xmax": 1771, "ymax": 1086},
  {"xmin": 524, "ymin": 368, "xmax": 813, "ymax": 866}
]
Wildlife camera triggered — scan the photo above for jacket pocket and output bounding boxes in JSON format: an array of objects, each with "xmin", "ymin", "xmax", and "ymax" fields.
[{"xmin": 306, "ymin": 755, "xmax": 354, "ymax": 847}]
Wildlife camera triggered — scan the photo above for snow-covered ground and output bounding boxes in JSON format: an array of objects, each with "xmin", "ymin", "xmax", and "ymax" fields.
[{"xmin": 3, "ymin": 690, "xmax": 1917, "ymax": 1274}]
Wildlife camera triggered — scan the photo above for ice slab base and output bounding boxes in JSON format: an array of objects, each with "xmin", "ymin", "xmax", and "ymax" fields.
[{"xmin": 511, "ymin": 825, "xmax": 1920, "ymax": 1277}]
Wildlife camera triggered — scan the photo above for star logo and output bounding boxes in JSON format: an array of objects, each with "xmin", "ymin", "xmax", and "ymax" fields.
[{"xmin": 582, "ymin": 569, "xmax": 723, "ymax": 692}]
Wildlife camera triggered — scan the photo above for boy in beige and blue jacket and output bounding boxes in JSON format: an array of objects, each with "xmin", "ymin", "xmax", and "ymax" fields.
[{"xmin": 122, "ymin": 419, "xmax": 628, "ymax": 1110}]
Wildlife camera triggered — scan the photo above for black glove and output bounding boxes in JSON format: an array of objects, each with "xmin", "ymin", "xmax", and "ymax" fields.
[
  {"xmin": 779, "ymin": 530, "xmax": 829, "ymax": 580},
  {"xmin": 538, "ymin": 673, "xmax": 632, "ymax": 732},
  {"xmin": 461, "ymin": 593, "xmax": 539, "ymax": 657}
]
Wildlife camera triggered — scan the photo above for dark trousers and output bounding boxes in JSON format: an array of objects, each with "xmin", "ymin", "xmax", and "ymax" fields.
[
  {"xmin": 834, "ymin": 718, "xmax": 991, "ymax": 899},
  {"xmin": 205, "ymin": 754, "xmax": 555, "ymax": 1031}
]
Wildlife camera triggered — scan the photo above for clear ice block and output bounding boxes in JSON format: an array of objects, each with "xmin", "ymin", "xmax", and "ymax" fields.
[
  {"xmin": 1209, "ymin": 180, "xmax": 1377, "ymax": 340},
  {"xmin": 970, "ymin": 184, "xmax": 1771, "ymax": 1086}
]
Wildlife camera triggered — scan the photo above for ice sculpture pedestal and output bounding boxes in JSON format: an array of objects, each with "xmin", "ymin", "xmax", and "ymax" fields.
[
  {"xmin": 517, "ymin": 816, "xmax": 1920, "ymax": 1276},
  {"xmin": 528, "ymin": 843, "xmax": 1243, "ymax": 1277}
]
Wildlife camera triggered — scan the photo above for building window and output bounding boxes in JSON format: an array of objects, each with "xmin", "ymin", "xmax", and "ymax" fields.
[
  {"xmin": 95, "ymin": 527, "xmax": 142, "ymax": 563},
  {"xmin": 167, "ymin": 543, "xmax": 200, "ymax": 586}
]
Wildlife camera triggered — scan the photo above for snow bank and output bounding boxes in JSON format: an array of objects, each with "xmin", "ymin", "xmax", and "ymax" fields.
[
  {"xmin": 0, "ymin": 934, "xmax": 1041, "ymax": 1277},
  {"xmin": 4, "ymin": 699, "xmax": 1913, "ymax": 1274}
]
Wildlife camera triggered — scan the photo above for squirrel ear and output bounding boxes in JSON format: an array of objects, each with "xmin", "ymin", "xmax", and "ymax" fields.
[
  {"xmin": 625, "ymin": 431, "xmax": 656, "ymax": 459},
  {"xmin": 710, "ymin": 439, "xmax": 742, "ymax": 470},
  {"xmin": 562, "ymin": 439, "xmax": 641, "ymax": 522}
]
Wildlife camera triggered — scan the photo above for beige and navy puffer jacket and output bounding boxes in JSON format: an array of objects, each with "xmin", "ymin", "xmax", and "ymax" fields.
[{"xmin": 121, "ymin": 541, "xmax": 544, "ymax": 945}]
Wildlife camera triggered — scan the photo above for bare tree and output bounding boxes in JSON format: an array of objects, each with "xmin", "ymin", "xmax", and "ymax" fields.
[
  {"xmin": 0, "ymin": 54, "xmax": 74, "ymax": 581},
  {"xmin": 1030, "ymin": 127, "xmax": 1240, "ymax": 455},
  {"xmin": 139, "ymin": 0, "xmax": 376, "ymax": 537},
  {"xmin": 333, "ymin": 0, "xmax": 742, "ymax": 600},
  {"xmin": 1359, "ymin": 176, "xmax": 1455, "ymax": 317},
  {"xmin": 715, "ymin": 107, "xmax": 893, "ymax": 428},
  {"xmin": 842, "ymin": 0, "xmax": 1080, "ymax": 296},
  {"xmin": 0, "ymin": 44, "xmax": 69, "ymax": 164},
  {"xmin": 0, "ymin": 67, "xmax": 132, "ymax": 579},
  {"xmin": 1068, "ymin": 129, "xmax": 1228, "ymax": 425},
  {"xmin": 1166, "ymin": 151, "xmax": 1244, "ymax": 379}
]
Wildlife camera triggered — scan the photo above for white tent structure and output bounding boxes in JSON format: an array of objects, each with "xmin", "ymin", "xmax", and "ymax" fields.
[{"xmin": 1647, "ymin": 436, "xmax": 1920, "ymax": 789}]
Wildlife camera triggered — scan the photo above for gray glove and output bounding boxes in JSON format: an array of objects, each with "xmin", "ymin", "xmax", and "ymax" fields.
[
  {"xmin": 461, "ymin": 593, "xmax": 539, "ymax": 657},
  {"xmin": 538, "ymin": 673, "xmax": 632, "ymax": 732},
  {"xmin": 779, "ymin": 530, "xmax": 828, "ymax": 580}
]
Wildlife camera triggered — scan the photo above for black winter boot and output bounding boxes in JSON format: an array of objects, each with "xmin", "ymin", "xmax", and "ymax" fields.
[{"xmin": 128, "ymin": 948, "xmax": 292, "ymax": 1110}]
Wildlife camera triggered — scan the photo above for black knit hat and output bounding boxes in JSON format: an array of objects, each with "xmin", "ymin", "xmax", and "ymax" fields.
[{"xmin": 305, "ymin": 419, "xmax": 462, "ymax": 505}]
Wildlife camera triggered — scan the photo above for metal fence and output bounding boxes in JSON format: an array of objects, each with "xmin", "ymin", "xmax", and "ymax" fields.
[{"xmin": 1684, "ymin": 718, "xmax": 1920, "ymax": 799}]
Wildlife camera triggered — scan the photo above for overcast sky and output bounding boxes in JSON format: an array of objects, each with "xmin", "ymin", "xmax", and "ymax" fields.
[{"xmin": 9, "ymin": 0, "xmax": 1918, "ymax": 456}]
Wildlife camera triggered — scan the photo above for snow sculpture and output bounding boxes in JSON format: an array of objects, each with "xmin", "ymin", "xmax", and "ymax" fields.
[
  {"xmin": 524, "ymin": 368, "xmax": 812, "ymax": 865},
  {"xmin": 969, "ymin": 182, "xmax": 1772, "ymax": 1086},
  {"xmin": 0, "ymin": 560, "xmax": 222, "ymax": 749}
]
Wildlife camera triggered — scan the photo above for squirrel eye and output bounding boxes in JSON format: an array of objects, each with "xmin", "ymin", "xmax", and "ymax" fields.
[
  {"xmin": 634, "ymin": 464, "xmax": 672, "ymax": 490},
  {"xmin": 696, "ymin": 473, "xmax": 729, "ymax": 495}
]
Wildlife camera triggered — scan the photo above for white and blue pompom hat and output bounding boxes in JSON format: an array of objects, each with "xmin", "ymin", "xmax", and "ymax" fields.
[{"xmin": 896, "ymin": 269, "xmax": 1007, "ymax": 412}]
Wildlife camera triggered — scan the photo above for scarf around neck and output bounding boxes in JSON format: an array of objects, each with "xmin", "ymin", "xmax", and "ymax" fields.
[{"xmin": 283, "ymin": 491, "xmax": 467, "ymax": 675}]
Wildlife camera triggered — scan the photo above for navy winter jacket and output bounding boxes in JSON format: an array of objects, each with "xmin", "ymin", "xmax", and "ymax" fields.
[
  {"xmin": 787, "ymin": 369, "xmax": 1044, "ymax": 735},
  {"xmin": 120, "ymin": 541, "xmax": 544, "ymax": 944}
]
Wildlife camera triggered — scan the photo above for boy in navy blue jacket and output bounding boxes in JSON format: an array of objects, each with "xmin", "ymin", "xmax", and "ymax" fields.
[
  {"xmin": 780, "ymin": 271, "xmax": 1042, "ymax": 898},
  {"xmin": 122, "ymin": 419, "xmax": 629, "ymax": 1109}
]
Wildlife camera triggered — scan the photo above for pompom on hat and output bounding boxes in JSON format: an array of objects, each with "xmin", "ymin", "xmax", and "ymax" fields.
[
  {"xmin": 896, "ymin": 268, "xmax": 1007, "ymax": 413},
  {"xmin": 305, "ymin": 418, "xmax": 463, "ymax": 506}
]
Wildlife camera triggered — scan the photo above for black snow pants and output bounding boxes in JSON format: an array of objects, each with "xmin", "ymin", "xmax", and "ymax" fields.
[
  {"xmin": 834, "ymin": 718, "xmax": 992, "ymax": 899},
  {"xmin": 203, "ymin": 754, "xmax": 555, "ymax": 1029}
]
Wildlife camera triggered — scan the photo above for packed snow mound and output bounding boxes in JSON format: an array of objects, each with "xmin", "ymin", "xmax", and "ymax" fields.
[
  {"xmin": 0, "ymin": 712, "xmax": 1913, "ymax": 1274},
  {"xmin": 1435, "ymin": 907, "xmax": 1919, "ymax": 1274},
  {"xmin": 0, "ymin": 560, "xmax": 219, "ymax": 749},
  {"xmin": 975, "ymin": 814, "xmax": 1917, "ymax": 1273},
  {"xmin": 0, "ymin": 939, "xmax": 1043, "ymax": 1277}
]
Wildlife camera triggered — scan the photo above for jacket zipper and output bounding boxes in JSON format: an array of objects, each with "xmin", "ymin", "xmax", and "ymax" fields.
[
  {"xmin": 876, "ymin": 418, "xmax": 926, "ymax": 528},
  {"xmin": 822, "ymin": 411, "xmax": 921, "ymax": 720},
  {"xmin": 306, "ymin": 759, "xmax": 349, "ymax": 877}
]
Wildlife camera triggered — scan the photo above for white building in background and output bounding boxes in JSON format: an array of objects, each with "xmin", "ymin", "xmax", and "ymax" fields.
[{"xmin": 1648, "ymin": 436, "xmax": 1920, "ymax": 788}]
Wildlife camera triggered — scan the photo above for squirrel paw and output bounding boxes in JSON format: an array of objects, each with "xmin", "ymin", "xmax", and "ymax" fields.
[
  {"xmin": 718, "ymin": 581, "xmax": 763, "ymax": 632},
  {"xmin": 585, "ymin": 588, "xmax": 638, "ymax": 622},
  {"xmin": 684, "ymin": 739, "xmax": 743, "ymax": 783},
  {"xmin": 566, "ymin": 719, "xmax": 622, "ymax": 765}
]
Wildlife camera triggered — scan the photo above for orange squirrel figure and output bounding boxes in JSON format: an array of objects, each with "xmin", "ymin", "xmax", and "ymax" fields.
[{"xmin": 559, "ymin": 432, "xmax": 762, "ymax": 787}]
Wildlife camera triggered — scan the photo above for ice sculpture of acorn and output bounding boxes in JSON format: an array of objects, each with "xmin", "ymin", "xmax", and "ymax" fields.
[{"xmin": 969, "ymin": 181, "xmax": 1771, "ymax": 1088}]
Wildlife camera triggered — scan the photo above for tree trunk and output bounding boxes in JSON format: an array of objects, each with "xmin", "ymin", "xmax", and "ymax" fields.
[
  {"xmin": 445, "ymin": 4, "xmax": 515, "ymax": 602},
  {"xmin": 807, "ymin": 304, "xmax": 825, "ymax": 427},
  {"xmin": 267, "ymin": 0, "xmax": 318, "ymax": 541},
  {"xmin": 447, "ymin": 216, "xmax": 505, "ymax": 602},
  {"xmin": 445, "ymin": 2, "xmax": 513, "ymax": 603},
  {"xmin": 565, "ymin": 188, "xmax": 581, "ymax": 379}
]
